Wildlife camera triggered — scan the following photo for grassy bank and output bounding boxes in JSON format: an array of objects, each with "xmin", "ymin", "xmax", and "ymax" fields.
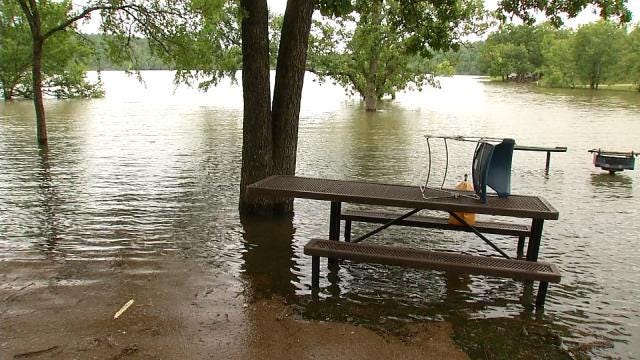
[{"xmin": 481, "ymin": 77, "xmax": 640, "ymax": 93}]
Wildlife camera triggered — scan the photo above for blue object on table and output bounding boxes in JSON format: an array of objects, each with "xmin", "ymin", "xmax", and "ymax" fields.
[
  {"xmin": 472, "ymin": 138, "xmax": 515, "ymax": 203},
  {"xmin": 472, "ymin": 142, "xmax": 494, "ymax": 203}
]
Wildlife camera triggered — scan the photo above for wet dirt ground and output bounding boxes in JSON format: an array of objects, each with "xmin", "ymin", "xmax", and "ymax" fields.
[{"xmin": 0, "ymin": 255, "xmax": 468, "ymax": 359}]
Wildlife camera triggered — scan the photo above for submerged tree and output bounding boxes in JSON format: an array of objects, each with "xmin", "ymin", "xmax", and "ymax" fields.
[
  {"xmin": 480, "ymin": 42, "xmax": 530, "ymax": 81},
  {"xmin": 307, "ymin": 0, "xmax": 488, "ymax": 111},
  {"xmin": 572, "ymin": 20, "xmax": 625, "ymax": 89},
  {"xmin": 480, "ymin": 24, "xmax": 549, "ymax": 81},
  {"xmin": 1, "ymin": 1, "xmax": 31, "ymax": 100},
  {"xmin": 0, "ymin": 1, "xmax": 101, "ymax": 100},
  {"xmin": 238, "ymin": 0, "xmax": 317, "ymax": 213},
  {"xmin": 14, "ymin": 0, "xmax": 224, "ymax": 146},
  {"xmin": 623, "ymin": 26, "xmax": 640, "ymax": 91},
  {"xmin": 539, "ymin": 27, "xmax": 576, "ymax": 88}
]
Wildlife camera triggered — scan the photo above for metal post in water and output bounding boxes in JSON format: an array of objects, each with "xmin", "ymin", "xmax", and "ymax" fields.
[{"xmin": 545, "ymin": 151, "xmax": 551, "ymax": 175}]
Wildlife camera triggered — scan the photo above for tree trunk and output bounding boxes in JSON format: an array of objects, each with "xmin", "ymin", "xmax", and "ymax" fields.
[
  {"xmin": 594, "ymin": 60, "xmax": 601, "ymax": 90},
  {"xmin": 32, "ymin": 37, "xmax": 47, "ymax": 145},
  {"xmin": 270, "ymin": 0, "xmax": 314, "ymax": 213},
  {"xmin": 364, "ymin": 55, "xmax": 379, "ymax": 111},
  {"xmin": 364, "ymin": 90, "xmax": 377, "ymax": 111},
  {"xmin": 2, "ymin": 87, "xmax": 13, "ymax": 100},
  {"xmin": 18, "ymin": 0, "xmax": 48, "ymax": 145},
  {"xmin": 238, "ymin": 0, "xmax": 274, "ymax": 214},
  {"xmin": 6, "ymin": 74, "xmax": 22, "ymax": 100},
  {"xmin": 363, "ymin": 1, "xmax": 382, "ymax": 112}
]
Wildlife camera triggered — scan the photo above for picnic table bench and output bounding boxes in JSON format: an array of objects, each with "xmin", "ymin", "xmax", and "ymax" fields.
[
  {"xmin": 305, "ymin": 239, "xmax": 561, "ymax": 307},
  {"xmin": 340, "ymin": 210, "xmax": 531, "ymax": 258}
]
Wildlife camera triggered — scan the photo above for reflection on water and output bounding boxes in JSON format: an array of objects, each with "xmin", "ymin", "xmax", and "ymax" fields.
[
  {"xmin": 1, "ymin": 72, "xmax": 639, "ymax": 358},
  {"xmin": 34, "ymin": 147, "xmax": 62, "ymax": 257},
  {"xmin": 240, "ymin": 214, "xmax": 297, "ymax": 302},
  {"xmin": 590, "ymin": 172, "xmax": 634, "ymax": 187}
]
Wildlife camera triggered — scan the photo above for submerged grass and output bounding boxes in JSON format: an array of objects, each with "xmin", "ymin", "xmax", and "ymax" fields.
[
  {"xmin": 451, "ymin": 317, "xmax": 571, "ymax": 360},
  {"xmin": 293, "ymin": 293, "xmax": 587, "ymax": 359},
  {"xmin": 482, "ymin": 76, "xmax": 640, "ymax": 93}
]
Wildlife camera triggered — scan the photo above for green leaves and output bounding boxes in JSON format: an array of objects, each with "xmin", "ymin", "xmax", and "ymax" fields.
[
  {"xmin": 478, "ymin": 21, "xmax": 638, "ymax": 90},
  {"xmin": 308, "ymin": 0, "xmax": 489, "ymax": 109},
  {"xmin": 0, "ymin": 0, "xmax": 102, "ymax": 100},
  {"xmin": 572, "ymin": 20, "xmax": 625, "ymax": 88},
  {"xmin": 624, "ymin": 27, "xmax": 640, "ymax": 90},
  {"xmin": 479, "ymin": 24, "xmax": 547, "ymax": 81},
  {"xmin": 317, "ymin": 0, "xmax": 354, "ymax": 17},
  {"xmin": 495, "ymin": 0, "xmax": 632, "ymax": 26}
]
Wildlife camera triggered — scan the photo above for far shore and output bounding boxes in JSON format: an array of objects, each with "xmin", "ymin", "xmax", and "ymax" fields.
[{"xmin": 484, "ymin": 76, "xmax": 640, "ymax": 92}]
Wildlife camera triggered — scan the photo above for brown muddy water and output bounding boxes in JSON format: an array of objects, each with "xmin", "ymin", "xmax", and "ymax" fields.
[{"xmin": 1, "ymin": 72, "xmax": 639, "ymax": 358}]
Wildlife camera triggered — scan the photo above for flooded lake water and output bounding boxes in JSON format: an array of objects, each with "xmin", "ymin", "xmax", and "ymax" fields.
[{"xmin": 1, "ymin": 71, "xmax": 639, "ymax": 358}]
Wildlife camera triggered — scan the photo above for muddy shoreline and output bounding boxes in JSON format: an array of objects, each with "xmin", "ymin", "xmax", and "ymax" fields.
[{"xmin": 0, "ymin": 255, "xmax": 467, "ymax": 359}]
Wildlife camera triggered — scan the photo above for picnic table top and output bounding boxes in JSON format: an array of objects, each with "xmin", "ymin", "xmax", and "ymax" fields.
[{"xmin": 248, "ymin": 175, "xmax": 559, "ymax": 220}]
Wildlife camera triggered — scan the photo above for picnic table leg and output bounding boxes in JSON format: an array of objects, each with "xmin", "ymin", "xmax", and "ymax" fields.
[
  {"xmin": 517, "ymin": 236, "xmax": 526, "ymax": 259},
  {"xmin": 329, "ymin": 201, "xmax": 341, "ymax": 240},
  {"xmin": 545, "ymin": 151, "xmax": 551, "ymax": 175},
  {"xmin": 535, "ymin": 281, "xmax": 549, "ymax": 307},
  {"xmin": 448, "ymin": 211, "xmax": 510, "ymax": 259},
  {"xmin": 526, "ymin": 219, "xmax": 545, "ymax": 262},
  {"xmin": 311, "ymin": 255, "xmax": 320, "ymax": 288},
  {"xmin": 344, "ymin": 219, "xmax": 352, "ymax": 242},
  {"xmin": 328, "ymin": 201, "xmax": 341, "ymax": 265}
]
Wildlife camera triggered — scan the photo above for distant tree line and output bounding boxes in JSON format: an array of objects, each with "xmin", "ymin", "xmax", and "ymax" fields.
[
  {"xmin": 475, "ymin": 21, "xmax": 640, "ymax": 90},
  {"xmin": 86, "ymin": 35, "xmax": 170, "ymax": 71}
]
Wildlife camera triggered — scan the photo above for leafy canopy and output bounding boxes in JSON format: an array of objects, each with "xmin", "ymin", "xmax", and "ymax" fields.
[
  {"xmin": 572, "ymin": 20, "xmax": 625, "ymax": 89},
  {"xmin": 307, "ymin": 0, "xmax": 488, "ymax": 108},
  {"xmin": 0, "ymin": 0, "xmax": 102, "ymax": 99}
]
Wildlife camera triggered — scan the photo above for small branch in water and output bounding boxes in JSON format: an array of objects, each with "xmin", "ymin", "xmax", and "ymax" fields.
[
  {"xmin": 2, "ymin": 282, "xmax": 35, "ymax": 303},
  {"xmin": 13, "ymin": 345, "xmax": 60, "ymax": 359},
  {"xmin": 113, "ymin": 299, "xmax": 135, "ymax": 319}
]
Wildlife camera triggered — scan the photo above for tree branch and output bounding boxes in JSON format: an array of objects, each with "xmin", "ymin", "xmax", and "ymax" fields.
[
  {"xmin": 306, "ymin": 66, "xmax": 362, "ymax": 96},
  {"xmin": 16, "ymin": 0, "xmax": 36, "ymax": 35},
  {"xmin": 43, "ymin": 4, "xmax": 138, "ymax": 40}
]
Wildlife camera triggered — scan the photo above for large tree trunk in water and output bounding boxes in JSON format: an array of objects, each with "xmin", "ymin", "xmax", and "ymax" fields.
[
  {"xmin": 19, "ymin": 0, "xmax": 48, "ymax": 145},
  {"xmin": 32, "ymin": 38, "xmax": 47, "ymax": 145},
  {"xmin": 364, "ymin": 91, "xmax": 377, "ymax": 111},
  {"xmin": 270, "ymin": 0, "xmax": 314, "ymax": 213},
  {"xmin": 238, "ymin": 0, "xmax": 274, "ymax": 214},
  {"xmin": 364, "ymin": 56, "xmax": 379, "ymax": 111},
  {"xmin": 363, "ymin": 0, "xmax": 382, "ymax": 112}
]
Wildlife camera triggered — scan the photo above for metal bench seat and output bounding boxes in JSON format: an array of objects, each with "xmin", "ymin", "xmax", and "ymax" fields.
[
  {"xmin": 304, "ymin": 239, "xmax": 560, "ymax": 307},
  {"xmin": 341, "ymin": 210, "xmax": 530, "ymax": 257}
]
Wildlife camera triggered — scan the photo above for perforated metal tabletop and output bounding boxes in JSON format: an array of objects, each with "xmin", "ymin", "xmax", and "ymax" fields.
[{"xmin": 248, "ymin": 175, "xmax": 559, "ymax": 220}]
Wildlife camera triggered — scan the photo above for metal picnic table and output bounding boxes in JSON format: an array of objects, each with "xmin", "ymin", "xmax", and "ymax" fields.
[
  {"xmin": 247, "ymin": 175, "xmax": 559, "ymax": 262},
  {"xmin": 514, "ymin": 145, "xmax": 568, "ymax": 175}
]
